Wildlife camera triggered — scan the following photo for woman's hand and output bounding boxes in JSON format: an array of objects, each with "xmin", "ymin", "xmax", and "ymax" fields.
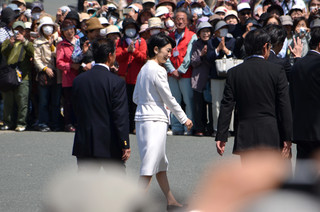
[
  {"xmin": 200, "ymin": 45, "xmax": 207, "ymax": 56},
  {"xmin": 184, "ymin": 119, "xmax": 193, "ymax": 131}
]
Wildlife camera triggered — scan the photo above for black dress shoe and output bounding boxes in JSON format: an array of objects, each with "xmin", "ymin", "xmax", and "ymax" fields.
[{"xmin": 167, "ymin": 204, "xmax": 188, "ymax": 212}]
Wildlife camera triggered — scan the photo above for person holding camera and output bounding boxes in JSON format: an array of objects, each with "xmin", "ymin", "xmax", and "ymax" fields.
[{"xmin": 1, "ymin": 21, "xmax": 34, "ymax": 131}]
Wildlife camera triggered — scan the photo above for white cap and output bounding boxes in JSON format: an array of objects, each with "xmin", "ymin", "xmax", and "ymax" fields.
[
  {"xmin": 128, "ymin": 4, "xmax": 139, "ymax": 13},
  {"xmin": 98, "ymin": 17, "xmax": 109, "ymax": 25},
  {"xmin": 214, "ymin": 6, "xmax": 228, "ymax": 14},
  {"xmin": 225, "ymin": 10, "xmax": 239, "ymax": 20},
  {"xmin": 25, "ymin": 22, "xmax": 32, "ymax": 29},
  {"xmin": 155, "ymin": 6, "xmax": 169, "ymax": 17},
  {"xmin": 237, "ymin": 2, "xmax": 251, "ymax": 12},
  {"xmin": 290, "ymin": 4, "xmax": 304, "ymax": 12}
]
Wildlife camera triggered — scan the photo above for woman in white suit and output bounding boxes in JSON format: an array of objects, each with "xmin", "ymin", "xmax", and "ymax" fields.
[{"xmin": 133, "ymin": 33, "xmax": 193, "ymax": 211}]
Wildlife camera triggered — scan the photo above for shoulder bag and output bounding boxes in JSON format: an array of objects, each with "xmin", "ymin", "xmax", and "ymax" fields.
[{"xmin": 215, "ymin": 55, "xmax": 243, "ymax": 77}]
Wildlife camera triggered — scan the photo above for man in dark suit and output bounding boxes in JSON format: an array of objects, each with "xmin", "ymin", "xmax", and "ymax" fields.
[
  {"xmin": 72, "ymin": 38, "xmax": 131, "ymax": 169},
  {"xmin": 291, "ymin": 28, "xmax": 320, "ymax": 164},
  {"xmin": 215, "ymin": 29, "xmax": 293, "ymax": 160},
  {"xmin": 265, "ymin": 24, "xmax": 302, "ymax": 82}
]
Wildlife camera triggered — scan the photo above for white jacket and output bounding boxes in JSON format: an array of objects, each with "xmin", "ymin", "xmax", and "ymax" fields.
[{"xmin": 133, "ymin": 60, "xmax": 188, "ymax": 124}]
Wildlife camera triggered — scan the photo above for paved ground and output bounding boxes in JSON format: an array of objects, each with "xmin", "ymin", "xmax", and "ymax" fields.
[
  {"xmin": 0, "ymin": 131, "xmax": 237, "ymax": 211},
  {"xmin": 0, "ymin": 131, "xmax": 298, "ymax": 211}
]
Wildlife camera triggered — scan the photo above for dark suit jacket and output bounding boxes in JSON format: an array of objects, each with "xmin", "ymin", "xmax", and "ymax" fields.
[
  {"xmin": 267, "ymin": 50, "xmax": 292, "ymax": 82},
  {"xmin": 216, "ymin": 57, "xmax": 293, "ymax": 153},
  {"xmin": 72, "ymin": 64, "xmax": 130, "ymax": 159},
  {"xmin": 291, "ymin": 50, "xmax": 320, "ymax": 142}
]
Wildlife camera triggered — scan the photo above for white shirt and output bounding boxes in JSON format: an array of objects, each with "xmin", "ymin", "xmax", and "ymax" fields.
[{"xmin": 94, "ymin": 63, "xmax": 110, "ymax": 71}]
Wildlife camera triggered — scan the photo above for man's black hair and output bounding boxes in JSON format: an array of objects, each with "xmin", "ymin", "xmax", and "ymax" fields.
[
  {"xmin": 92, "ymin": 38, "xmax": 115, "ymax": 63},
  {"xmin": 244, "ymin": 28, "xmax": 271, "ymax": 56},
  {"xmin": 309, "ymin": 27, "xmax": 320, "ymax": 49},
  {"xmin": 264, "ymin": 24, "xmax": 287, "ymax": 47}
]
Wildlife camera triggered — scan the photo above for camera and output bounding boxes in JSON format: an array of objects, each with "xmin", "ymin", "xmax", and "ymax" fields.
[{"xmin": 14, "ymin": 30, "xmax": 19, "ymax": 37}]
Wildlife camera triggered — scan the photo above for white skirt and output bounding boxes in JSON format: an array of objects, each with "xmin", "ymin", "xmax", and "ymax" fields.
[{"xmin": 136, "ymin": 121, "xmax": 168, "ymax": 176}]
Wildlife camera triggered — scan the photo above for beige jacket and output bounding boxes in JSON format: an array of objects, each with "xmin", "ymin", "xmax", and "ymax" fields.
[{"xmin": 33, "ymin": 32, "xmax": 62, "ymax": 83}]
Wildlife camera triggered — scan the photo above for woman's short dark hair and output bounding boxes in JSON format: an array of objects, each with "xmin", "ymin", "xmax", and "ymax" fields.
[
  {"xmin": 263, "ymin": 14, "xmax": 282, "ymax": 27},
  {"xmin": 309, "ymin": 27, "xmax": 320, "ymax": 49},
  {"xmin": 92, "ymin": 38, "xmax": 115, "ymax": 63},
  {"xmin": 147, "ymin": 32, "xmax": 176, "ymax": 58},
  {"xmin": 293, "ymin": 17, "xmax": 309, "ymax": 30},
  {"xmin": 264, "ymin": 24, "xmax": 287, "ymax": 47},
  {"xmin": 244, "ymin": 28, "xmax": 271, "ymax": 56}
]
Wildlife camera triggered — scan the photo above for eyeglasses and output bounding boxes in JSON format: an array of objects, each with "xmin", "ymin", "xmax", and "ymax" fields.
[{"xmin": 239, "ymin": 11, "xmax": 251, "ymax": 16}]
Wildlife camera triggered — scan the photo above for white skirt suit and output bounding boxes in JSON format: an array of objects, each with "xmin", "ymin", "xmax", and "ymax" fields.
[{"xmin": 133, "ymin": 60, "xmax": 188, "ymax": 176}]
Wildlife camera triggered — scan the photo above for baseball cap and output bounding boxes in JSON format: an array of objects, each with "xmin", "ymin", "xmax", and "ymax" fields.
[{"xmin": 237, "ymin": 2, "xmax": 251, "ymax": 12}]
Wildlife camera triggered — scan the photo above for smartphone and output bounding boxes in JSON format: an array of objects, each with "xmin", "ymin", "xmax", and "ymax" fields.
[
  {"xmin": 30, "ymin": 31, "xmax": 38, "ymax": 38},
  {"xmin": 123, "ymin": 8, "xmax": 132, "ymax": 14},
  {"xmin": 14, "ymin": 30, "xmax": 19, "ymax": 37}
]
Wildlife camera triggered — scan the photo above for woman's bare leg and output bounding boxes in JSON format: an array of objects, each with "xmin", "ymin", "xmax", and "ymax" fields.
[
  {"xmin": 139, "ymin": 175, "xmax": 153, "ymax": 191},
  {"xmin": 156, "ymin": 171, "xmax": 182, "ymax": 206}
]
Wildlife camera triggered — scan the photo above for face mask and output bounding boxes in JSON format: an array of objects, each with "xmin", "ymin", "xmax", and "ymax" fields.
[
  {"xmin": 125, "ymin": 28, "xmax": 136, "ymax": 38},
  {"xmin": 110, "ymin": 16, "xmax": 118, "ymax": 24},
  {"xmin": 32, "ymin": 12, "xmax": 41, "ymax": 20},
  {"xmin": 100, "ymin": 28, "xmax": 107, "ymax": 37},
  {"xmin": 42, "ymin": 26, "xmax": 54, "ymax": 36},
  {"xmin": 150, "ymin": 29, "xmax": 160, "ymax": 36},
  {"xmin": 165, "ymin": 19, "xmax": 175, "ymax": 28},
  {"xmin": 191, "ymin": 7, "xmax": 203, "ymax": 16},
  {"xmin": 250, "ymin": 26, "xmax": 257, "ymax": 31},
  {"xmin": 219, "ymin": 28, "xmax": 228, "ymax": 37},
  {"xmin": 228, "ymin": 24, "xmax": 236, "ymax": 33}
]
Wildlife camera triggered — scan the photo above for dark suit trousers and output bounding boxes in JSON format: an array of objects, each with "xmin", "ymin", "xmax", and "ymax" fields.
[
  {"xmin": 77, "ymin": 157, "xmax": 125, "ymax": 172},
  {"xmin": 126, "ymin": 84, "xmax": 136, "ymax": 133},
  {"xmin": 296, "ymin": 141, "xmax": 320, "ymax": 159}
]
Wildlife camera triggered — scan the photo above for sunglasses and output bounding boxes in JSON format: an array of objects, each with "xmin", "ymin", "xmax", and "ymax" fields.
[{"xmin": 240, "ymin": 11, "xmax": 251, "ymax": 16}]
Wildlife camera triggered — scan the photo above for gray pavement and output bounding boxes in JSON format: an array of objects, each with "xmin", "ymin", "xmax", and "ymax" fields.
[
  {"xmin": 0, "ymin": 131, "xmax": 238, "ymax": 211},
  {"xmin": 0, "ymin": 131, "xmax": 297, "ymax": 211}
]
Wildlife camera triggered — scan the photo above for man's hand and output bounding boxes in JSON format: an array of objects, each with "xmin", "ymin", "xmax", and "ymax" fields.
[
  {"xmin": 83, "ymin": 40, "xmax": 90, "ymax": 54},
  {"xmin": 184, "ymin": 119, "xmax": 193, "ymax": 131},
  {"xmin": 9, "ymin": 36, "xmax": 15, "ymax": 45},
  {"xmin": 83, "ymin": 63, "xmax": 92, "ymax": 71},
  {"xmin": 122, "ymin": 148, "xmax": 131, "ymax": 162},
  {"xmin": 171, "ymin": 70, "xmax": 180, "ymax": 79},
  {"xmin": 216, "ymin": 141, "xmax": 226, "ymax": 156},
  {"xmin": 289, "ymin": 37, "xmax": 303, "ymax": 58},
  {"xmin": 46, "ymin": 67, "xmax": 55, "ymax": 78},
  {"xmin": 281, "ymin": 141, "xmax": 292, "ymax": 159},
  {"xmin": 71, "ymin": 63, "xmax": 80, "ymax": 70},
  {"xmin": 15, "ymin": 33, "xmax": 25, "ymax": 42}
]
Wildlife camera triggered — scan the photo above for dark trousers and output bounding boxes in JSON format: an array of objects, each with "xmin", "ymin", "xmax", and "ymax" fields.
[
  {"xmin": 63, "ymin": 87, "xmax": 75, "ymax": 127},
  {"xmin": 77, "ymin": 157, "xmax": 125, "ymax": 172},
  {"xmin": 126, "ymin": 84, "xmax": 136, "ymax": 133},
  {"xmin": 38, "ymin": 84, "xmax": 62, "ymax": 128},
  {"xmin": 193, "ymin": 90, "xmax": 206, "ymax": 132},
  {"xmin": 295, "ymin": 141, "xmax": 320, "ymax": 178}
]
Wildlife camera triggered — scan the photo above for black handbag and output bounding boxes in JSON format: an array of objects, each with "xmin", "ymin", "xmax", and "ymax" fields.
[{"xmin": 0, "ymin": 46, "xmax": 24, "ymax": 92}]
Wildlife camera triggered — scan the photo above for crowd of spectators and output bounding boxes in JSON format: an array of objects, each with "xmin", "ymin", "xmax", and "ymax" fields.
[{"xmin": 0, "ymin": 0, "xmax": 319, "ymax": 135}]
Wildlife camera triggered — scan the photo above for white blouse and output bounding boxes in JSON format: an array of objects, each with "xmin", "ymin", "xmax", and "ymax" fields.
[{"xmin": 133, "ymin": 60, "xmax": 188, "ymax": 124}]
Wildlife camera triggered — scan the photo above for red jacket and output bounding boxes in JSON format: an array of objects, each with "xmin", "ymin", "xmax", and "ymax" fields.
[
  {"xmin": 169, "ymin": 28, "xmax": 195, "ymax": 78},
  {"xmin": 116, "ymin": 37, "xmax": 147, "ymax": 85},
  {"xmin": 56, "ymin": 39, "xmax": 79, "ymax": 87}
]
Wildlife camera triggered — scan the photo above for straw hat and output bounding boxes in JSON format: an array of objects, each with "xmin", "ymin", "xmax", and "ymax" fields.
[
  {"xmin": 139, "ymin": 23, "xmax": 149, "ymax": 33},
  {"xmin": 106, "ymin": 25, "xmax": 120, "ymax": 35},
  {"xmin": 147, "ymin": 17, "xmax": 164, "ymax": 30},
  {"xmin": 86, "ymin": 17, "xmax": 104, "ymax": 31}
]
